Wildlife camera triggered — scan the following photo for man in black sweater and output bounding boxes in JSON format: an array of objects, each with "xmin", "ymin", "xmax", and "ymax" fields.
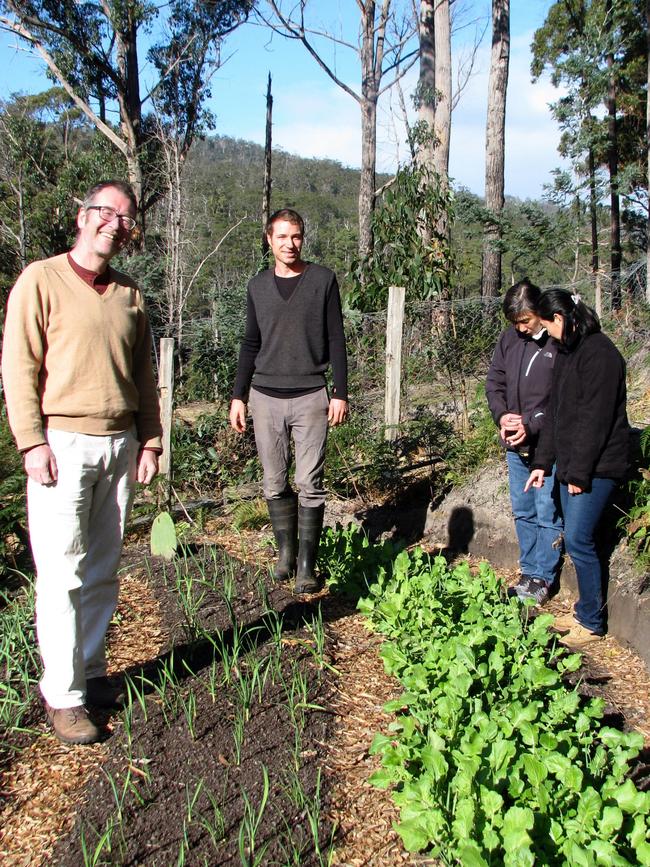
[{"xmin": 230, "ymin": 209, "xmax": 348, "ymax": 593}]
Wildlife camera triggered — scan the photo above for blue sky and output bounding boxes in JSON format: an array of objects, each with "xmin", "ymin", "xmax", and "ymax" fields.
[{"xmin": 0, "ymin": 1, "xmax": 564, "ymax": 200}]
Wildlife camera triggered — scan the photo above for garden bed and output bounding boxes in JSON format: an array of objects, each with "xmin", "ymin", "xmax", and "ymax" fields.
[
  {"xmin": 49, "ymin": 542, "xmax": 342, "ymax": 866},
  {"xmin": 3, "ymin": 512, "xmax": 650, "ymax": 866}
]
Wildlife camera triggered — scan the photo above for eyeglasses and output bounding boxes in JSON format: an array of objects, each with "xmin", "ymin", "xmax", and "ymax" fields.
[{"xmin": 85, "ymin": 205, "xmax": 137, "ymax": 231}]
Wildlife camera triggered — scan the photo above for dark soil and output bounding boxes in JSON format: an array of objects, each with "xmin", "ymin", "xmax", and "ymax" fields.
[{"xmin": 49, "ymin": 542, "xmax": 355, "ymax": 866}]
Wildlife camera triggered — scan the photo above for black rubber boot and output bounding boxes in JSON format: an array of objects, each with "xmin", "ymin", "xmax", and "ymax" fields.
[
  {"xmin": 267, "ymin": 495, "xmax": 298, "ymax": 581},
  {"xmin": 294, "ymin": 504, "xmax": 325, "ymax": 594}
]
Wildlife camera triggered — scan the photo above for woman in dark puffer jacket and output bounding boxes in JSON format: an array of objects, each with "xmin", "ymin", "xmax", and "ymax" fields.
[{"xmin": 525, "ymin": 289, "xmax": 629, "ymax": 641}]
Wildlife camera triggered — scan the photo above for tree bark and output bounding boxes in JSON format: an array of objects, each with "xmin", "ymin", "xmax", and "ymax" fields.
[
  {"xmin": 646, "ymin": 0, "xmax": 650, "ymax": 303},
  {"xmin": 587, "ymin": 142, "xmax": 602, "ymax": 316},
  {"xmin": 482, "ymin": 0, "xmax": 509, "ymax": 298},
  {"xmin": 417, "ymin": 0, "xmax": 435, "ymax": 170},
  {"xmin": 262, "ymin": 72, "xmax": 273, "ymax": 263},
  {"xmin": 605, "ymin": 0, "xmax": 622, "ymax": 309},
  {"xmin": 359, "ymin": 94, "xmax": 378, "ymax": 264},
  {"xmin": 113, "ymin": 6, "xmax": 144, "ymax": 221},
  {"xmin": 358, "ymin": 1, "xmax": 381, "ymax": 264},
  {"xmin": 416, "ymin": 0, "xmax": 451, "ymax": 241},
  {"xmin": 432, "ymin": 0, "xmax": 451, "ymax": 184}
]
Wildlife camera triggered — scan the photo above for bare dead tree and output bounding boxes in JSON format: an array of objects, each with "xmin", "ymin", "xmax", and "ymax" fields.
[
  {"xmin": 262, "ymin": 71, "xmax": 272, "ymax": 263},
  {"xmin": 481, "ymin": 0, "xmax": 509, "ymax": 298}
]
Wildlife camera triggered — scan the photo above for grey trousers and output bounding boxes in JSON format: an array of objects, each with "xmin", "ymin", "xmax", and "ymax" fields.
[{"xmin": 249, "ymin": 387, "xmax": 329, "ymax": 507}]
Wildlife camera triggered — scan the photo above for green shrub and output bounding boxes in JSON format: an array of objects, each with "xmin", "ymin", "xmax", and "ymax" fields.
[
  {"xmin": 170, "ymin": 410, "xmax": 261, "ymax": 496},
  {"xmin": 618, "ymin": 425, "xmax": 650, "ymax": 567}
]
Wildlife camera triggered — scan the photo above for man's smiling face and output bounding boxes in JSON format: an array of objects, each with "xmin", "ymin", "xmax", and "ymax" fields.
[{"xmin": 76, "ymin": 186, "xmax": 136, "ymax": 264}]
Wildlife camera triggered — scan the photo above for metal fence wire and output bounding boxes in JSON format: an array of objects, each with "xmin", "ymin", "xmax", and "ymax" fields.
[{"xmin": 344, "ymin": 261, "xmax": 650, "ymax": 433}]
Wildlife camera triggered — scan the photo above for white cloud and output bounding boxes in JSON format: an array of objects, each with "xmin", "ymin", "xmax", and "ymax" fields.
[
  {"xmin": 448, "ymin": 30, "xmax": 567, "ymax": 198},
  {"xmin": 272, "ymin": 85, "xmax": 361, "ymax": 165}
]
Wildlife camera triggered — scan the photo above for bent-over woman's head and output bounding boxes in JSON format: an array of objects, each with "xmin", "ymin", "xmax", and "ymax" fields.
[
  {"xmin": 536, "ymin": 289, "xmax": 600, "ymax": 349},
  {"xmin": 502, "ymin": 279, "xmax": 542, "ymax": 323}
]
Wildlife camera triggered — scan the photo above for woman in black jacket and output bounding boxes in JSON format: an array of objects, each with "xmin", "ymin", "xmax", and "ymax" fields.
[
  {"xmin": 486, "ymin": 280, "xmax": 563, "ymax": 606},
  {"xmin": 525, "ymin": 289, "xmax": 629, "ymax": 640}
]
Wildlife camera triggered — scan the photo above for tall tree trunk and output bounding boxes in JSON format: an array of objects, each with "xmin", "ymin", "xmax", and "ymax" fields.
[
  {"xmin": 114, "ymin": 7, "xmax": 144, "ymax": 225},
  {"xmin": 587, "ymin": 143, "xmax": 602, "ymax": 316},
  {"xmin": 358, "ymin": 2, "xmax": 380, "ymax": 264},
  {"xmin": 262, "ymin": 72, "xmax": 273, "ymax": 264},
  {"xmin": 482, "ymin": 0, "xmax": 510, "ymax": 298},
  {"xmin": 416, "ymin": 0, "xmax": 452, "ymax": 242},
  {"xmin": 359, "ymin": 97, "xmax": 377, "ymax": 262},
  {"xmin": 416, "ymin": 0, "xmax": 435, "ymax": 171},
  {"xmin": 646, "ymin": 0, "xmax": 650, "ymax": 303},
  {"xmin": 605, "ymin": 0, "xmax": 622, "ymax": 309},
  {"xmin": 433, "ymin": 0, "xmax": 451, "ymax": 185}
]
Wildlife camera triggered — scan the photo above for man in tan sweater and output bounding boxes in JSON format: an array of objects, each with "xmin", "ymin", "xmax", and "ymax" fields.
[{"xmin": 1, "ymin": 180, "xmax": 162, "ymax": 744}]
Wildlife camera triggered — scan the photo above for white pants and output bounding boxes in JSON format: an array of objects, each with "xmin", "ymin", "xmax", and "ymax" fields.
[{"xmin": 27, "ymin": 429, "xmax": 138, "ymax": 708}]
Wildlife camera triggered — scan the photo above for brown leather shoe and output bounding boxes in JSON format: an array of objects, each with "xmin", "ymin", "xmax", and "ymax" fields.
[
  {"xmin": 45, "ymin": 703, "xmax": 101, "ymax": 744},
  {"xmin": 85, "ymin": 676, "xmax": 126, "ymax": 709}
]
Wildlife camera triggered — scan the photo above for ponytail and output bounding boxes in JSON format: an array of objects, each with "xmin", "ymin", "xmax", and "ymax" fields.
[{"xmin": 536, "ymin": 289, "xmax": 600, "ymax": 348}]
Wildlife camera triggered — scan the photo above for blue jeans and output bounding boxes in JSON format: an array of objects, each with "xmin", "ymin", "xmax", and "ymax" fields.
[
  {"xmin": 506, "ymin": 451, "xmax": 563, "ymax": 586},
  {"xmin": 560, "ymin": 478, "xmax": 617, "ymax": 635}
]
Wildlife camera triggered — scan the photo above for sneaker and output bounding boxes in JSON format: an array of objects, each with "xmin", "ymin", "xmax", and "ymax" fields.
[
  {"xmin": 556, "ymin": 617, "xmax": 606, "ymax": 647},
  {"xmin": 85, "ymin": 676, "xmax": 126, "ymax": 709},
  {"xmin": 45, "ymin": 703, "xmax": 101, "ymax": 745},
  {"xmin": 507, "ymin": 576, "xmax": 550, "ymax": 606}
]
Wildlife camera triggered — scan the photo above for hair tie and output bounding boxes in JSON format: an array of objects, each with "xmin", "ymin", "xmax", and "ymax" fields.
[{"xmin": 571, "ymin": 293, "xmax": 581, "ymax": 306}]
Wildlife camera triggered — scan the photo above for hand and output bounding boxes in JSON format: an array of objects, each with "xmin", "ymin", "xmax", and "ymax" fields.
[
  {"xmin": 499, "ymin": 412, "xmax": 523, "ymax": 430},
  {"xmin": 137, "ymin": 449, "xmax": 159, "ymax": 485},
  {"xmin": 328, "ymin": 398, "xmax": 348, "ymax": 427},
  {"xmin": 230, "ymin": 399, "xmax": 247, "ymax": 433},
  {"xmin": 500, "ymin": 420, "xmax": 527, "ymax": 447},
  {"xmin": 24, "ymin": 444, "xmax": 58, "ymax": 486},
  {"xmin": 567, "ymin": 483, "xmax": 584, "ymax": 495},
  {"xmin": 524, "ymin": 469, "xmax": 545, "ymax": 492}
]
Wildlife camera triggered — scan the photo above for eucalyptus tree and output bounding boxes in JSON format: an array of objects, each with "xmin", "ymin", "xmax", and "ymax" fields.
[
  {"xmin": 416, "ymin": 0, "xmax": 451, "ymax": 182},
  {"xmin": 531, "ymin": 0, "xmax": 647, "ymax": 307},
  {"xmin": 414, "ymin": 0, "xmax": 452, "ymax": 247},
  {"xmin": 260, "ymin": 0, "xmax": 419, "ymax": 263},
  {"xmin": 0, "ymin": 0, "xmax": 254, "ymax": 223},
  {"xmin": 481, "ymin": 0, "xmax": 509, "ymax": 298}
]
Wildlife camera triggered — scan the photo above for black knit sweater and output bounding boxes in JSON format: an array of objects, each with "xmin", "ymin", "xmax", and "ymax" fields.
[{"xmin": 232, "ymin": 263, "xmax": 348, "ymax": 401}]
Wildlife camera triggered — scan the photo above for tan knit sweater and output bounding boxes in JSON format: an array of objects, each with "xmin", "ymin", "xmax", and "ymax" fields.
[{"xmin": 1, "ymin": 253, "xmax": 162, "ymax": 452}]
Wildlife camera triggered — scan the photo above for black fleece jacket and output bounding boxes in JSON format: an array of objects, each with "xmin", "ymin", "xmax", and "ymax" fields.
[
  {"xmin": 533, "ymin": 331, "xmax": 629, "ymax": 489},
  {"xmin": 485, "ymin": 326, "xmax": 558, "ymax": 452}
]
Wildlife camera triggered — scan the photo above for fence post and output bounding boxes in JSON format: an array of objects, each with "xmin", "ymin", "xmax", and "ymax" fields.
[
  {"xmin": 384, "ymin": 286, "xmax": 406, "ymax": 441},
  {"xmin": 158, "ymin": 338, "xmax": 174, "ymax": 480}
]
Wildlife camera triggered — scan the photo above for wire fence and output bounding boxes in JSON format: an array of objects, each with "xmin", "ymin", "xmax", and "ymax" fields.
[{"xmin": 344, "ymin": 260, "xmax": 650, "ymax": 435}]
